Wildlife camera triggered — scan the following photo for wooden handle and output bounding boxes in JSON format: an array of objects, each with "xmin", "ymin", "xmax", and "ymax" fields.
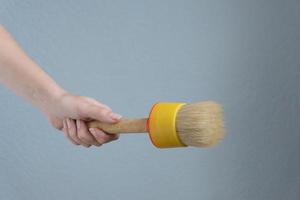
[{"xmin": 87, "ymin": 118, "xmax": 148, "ymax": 134}]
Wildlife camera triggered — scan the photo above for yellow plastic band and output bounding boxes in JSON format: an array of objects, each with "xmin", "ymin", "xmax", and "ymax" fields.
[{"xmin": 148, "ymin": 102, "xmax": 187, "ymax": 148}]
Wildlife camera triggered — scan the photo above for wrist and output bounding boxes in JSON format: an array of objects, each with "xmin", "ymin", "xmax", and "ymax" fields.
[{"xmin": 37, "ymin": 84, "xmax": 67, "ymax": 114}]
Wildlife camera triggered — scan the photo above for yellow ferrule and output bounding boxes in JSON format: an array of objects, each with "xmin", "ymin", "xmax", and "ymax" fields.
[{"xmin": 147, "ymin": 102, "xmax": 187, "ymax": 148}]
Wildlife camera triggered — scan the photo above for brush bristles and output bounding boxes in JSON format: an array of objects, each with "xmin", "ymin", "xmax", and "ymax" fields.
[{"xmin": 176, "ymin": 101, "xmax": 224, "ymax": 147}]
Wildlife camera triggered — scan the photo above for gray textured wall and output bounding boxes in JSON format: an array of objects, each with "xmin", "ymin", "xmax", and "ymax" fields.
[{"xmin": 0, "ymin": 0, "xmax": 299, "ymax": 199}]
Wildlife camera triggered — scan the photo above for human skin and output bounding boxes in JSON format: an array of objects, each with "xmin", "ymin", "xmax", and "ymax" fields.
[{"xmin": 0, "ymin": 25, "xmax": 122, "ymax": 147}]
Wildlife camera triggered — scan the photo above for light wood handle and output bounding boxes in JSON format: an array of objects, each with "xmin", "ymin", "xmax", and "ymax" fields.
[{"xmin": 87, "ymin": 118, "xmax": 148, "ymax": 134}]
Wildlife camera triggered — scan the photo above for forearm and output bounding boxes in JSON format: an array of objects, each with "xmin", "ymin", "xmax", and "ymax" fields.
[{"xmin": 0, "ymin": 25, "xmax": 65, "ymax": 110}]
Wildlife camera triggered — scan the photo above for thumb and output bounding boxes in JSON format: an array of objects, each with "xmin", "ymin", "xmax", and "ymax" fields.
[{"xmin": 83, "ymin": 104, "xmax": 122, "ymax": 123}]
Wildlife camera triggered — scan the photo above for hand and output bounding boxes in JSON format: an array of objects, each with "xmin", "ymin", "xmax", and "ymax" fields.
[
  {"xmin": 0, "ymin": 26, "xmax": 121, "ymax": 148},
  {"xmin": 42, "ymin": 92, "xmax": 122, "ymax": 147}
]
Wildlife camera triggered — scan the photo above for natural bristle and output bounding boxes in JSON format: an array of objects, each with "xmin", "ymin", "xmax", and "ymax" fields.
[{"xmin": 176, "ymin": 101, "xmax": 224, "ymax": 147}]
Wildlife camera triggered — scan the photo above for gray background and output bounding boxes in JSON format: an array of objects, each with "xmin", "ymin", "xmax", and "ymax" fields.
[{"xmin": 0, "ymin": 0, "xmax": 299, "ymax": 199}]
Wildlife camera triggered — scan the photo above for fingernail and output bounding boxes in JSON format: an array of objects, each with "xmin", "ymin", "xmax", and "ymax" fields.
[
  {"xmin": 76, "ymin": 120, "xmax": 81, "ymax": 129},
  {"xmin": 66, "ymin": 118, "xmax": 71, "ymax": 129},
  {"xmin": 89, "ymin": 128, "xmax": 96, "ymax": 134},
  {"xmin": 109, "ymin": 113, "xmax": 122, "ymax": 120}
]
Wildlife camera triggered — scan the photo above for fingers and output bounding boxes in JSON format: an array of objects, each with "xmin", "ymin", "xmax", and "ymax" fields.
[
  {"xmin": 65, "ymin": 118, "xmax": 91, "ymax": 147},
  {"xmin": 76, "ymin": 120, "xmax": 101, "ymax": 147},
  {"xmin": 89, "ymin": 127, "xmax": 119, "ymax": 144},
  {"xmin": 62, "ymin": 118, "xmax": 119, "ymax": 147},
  {"xmin": 79, "ymin": 103, "xmax": 122, "ymax": 123},
  {"xmin": 62, "ymin": 120, "xmax": 79, "ymax": 145}
]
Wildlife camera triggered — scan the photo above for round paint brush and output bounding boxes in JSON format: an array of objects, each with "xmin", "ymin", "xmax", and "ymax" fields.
[{"xmin": 87, "ymin": 101, "xmax": 224, "ymax": 148}]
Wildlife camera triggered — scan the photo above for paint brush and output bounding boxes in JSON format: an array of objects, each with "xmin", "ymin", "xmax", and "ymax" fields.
[{"xmin": 87, "ymin": 101, "xmax": 224, "ymax": 148}]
